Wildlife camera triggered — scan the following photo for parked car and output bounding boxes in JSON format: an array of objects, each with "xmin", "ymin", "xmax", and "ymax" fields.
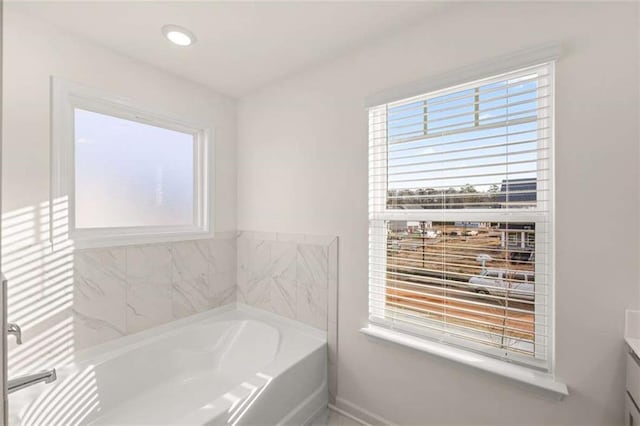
[
  {"xmin": 389, "ymin": 239, "xmax": 422, "ymax": 251},
  {"xmin": 468, "ymin": 269, "xmax": 535, "ymax": 301},
  {"xmin": 422, "ymin": 228, "xmax": 440, "ymax": 239}
]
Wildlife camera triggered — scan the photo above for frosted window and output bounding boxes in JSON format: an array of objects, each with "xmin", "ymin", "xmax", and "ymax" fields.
[{"xmin": 74, "ymin": 108, "xmax": 195, "ymax": 228}]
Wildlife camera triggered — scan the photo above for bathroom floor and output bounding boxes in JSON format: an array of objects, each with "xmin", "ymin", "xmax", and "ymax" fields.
[{"xmin": 311, "ymin": 408, "xmax": 363, "ymax": 426}]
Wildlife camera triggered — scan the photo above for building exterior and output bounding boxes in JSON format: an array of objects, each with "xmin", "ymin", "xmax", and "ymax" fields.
[{"xmin": 496, "ymin": 179, "xmax": 537, "ymax": 250}]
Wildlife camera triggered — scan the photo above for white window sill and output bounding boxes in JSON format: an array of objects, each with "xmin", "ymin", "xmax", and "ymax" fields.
[
  {"xmin": 71, "ymin": 229, "xmax": 214, "ymax": 250},
  {"xmin": 360, "ymin": 324, "xmax": 568, "ymax": 399}
]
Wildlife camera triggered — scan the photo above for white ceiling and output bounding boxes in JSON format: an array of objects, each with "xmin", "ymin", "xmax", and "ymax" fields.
[{"xmin": 9, "ymin": 1, "xmax": 442, "ymax": 98}]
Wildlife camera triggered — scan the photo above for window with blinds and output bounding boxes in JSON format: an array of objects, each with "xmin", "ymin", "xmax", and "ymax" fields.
[{"xmin": 368, "ymin": 63, "xmax": 554, "ymax": 370}]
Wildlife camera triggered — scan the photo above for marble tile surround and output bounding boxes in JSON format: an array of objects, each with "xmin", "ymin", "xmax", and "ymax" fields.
[
  {"xmin": 237, "ymin": 231, "xmax": 337, "ymax": 330},
  {"xmin": 72, "ymin": 231, "xmax": 337, "ymax": 354},
  {"xmin": 73, "ymin": 233, "xmax": 237, "ymax": 350},
  {"xmin": 237, "ymin": 231, "xmax": 339, "ymax": 403}
]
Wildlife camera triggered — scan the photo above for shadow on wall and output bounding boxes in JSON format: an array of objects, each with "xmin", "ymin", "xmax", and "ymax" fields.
[
  {"xmin": 3, "ymin": 196, "xmax": 75, "ymax": 375},
  {"xmin": 2, "ymin": 197, "xmax": 104, "ymax": 423}
]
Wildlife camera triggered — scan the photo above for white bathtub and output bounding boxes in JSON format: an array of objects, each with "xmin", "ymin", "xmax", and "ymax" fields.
[{"xmin": 9, "ymin": 304, "xmax": 328, "ymax": 425}]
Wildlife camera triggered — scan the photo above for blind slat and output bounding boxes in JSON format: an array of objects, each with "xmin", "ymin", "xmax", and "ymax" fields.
[
  {"xmin": 382, "ymin": 95, "xmax": 550, "ymax": 132},
  {"xmin": 372, "ymin": 276, "xmax": 539, "ymax": 309},
  {"xmin": 375, "ymin": 148, "xmax": 543, "ymax": 173},
  {"xmin": 375, "ymin": 137, "xmax": 545, "ymax": 164},
  {"xmin": 378, "ymin": 303, "xmax": 544, "ymax": 344},
  {"xmin": 380, "ymin": 127, "xmax": 550, "ymax": 157},
  {"xmin": 382, "ymin": 168, "xmax": 548, "ymax": 185},
  {"xmin": 382, "ymin": 296, "xmax": 547, "ymax": 331},
  {"xmin": 371, "ymin": 310, "xmax": 539, "ymax": 357},
  {"xmin": 378, "ymin": 115, "xmax": 547, "ymax": 144},
  {"xmin": 370, "ymin": 260, "xmax": 550, "ymax": 282},
  {"xmin": 369, "ymin": 177, "xmax": 550, "ymax": 193},
  {"xmin": 385, "ymin": 72, "xmax": 549, "ymax": 113}
]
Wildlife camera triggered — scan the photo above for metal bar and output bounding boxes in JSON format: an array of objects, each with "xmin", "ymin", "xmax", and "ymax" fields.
[{"xmin": 8, "ymin": 369, "xmax": 57, "ymax": 394}]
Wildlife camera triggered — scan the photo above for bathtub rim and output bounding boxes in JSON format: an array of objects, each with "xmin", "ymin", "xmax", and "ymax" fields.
[{"xmin": 71, "ymin": 303, "xmax": 326, "ymax": 368}]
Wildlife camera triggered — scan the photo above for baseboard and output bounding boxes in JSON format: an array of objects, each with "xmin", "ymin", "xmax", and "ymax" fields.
[{"xmin": 331, "ymin": 397, "xmax": 393, "ymax": 426}]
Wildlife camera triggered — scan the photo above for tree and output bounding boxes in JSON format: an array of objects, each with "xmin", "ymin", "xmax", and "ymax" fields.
[{"xmin": 460, "ymin": 183, "xmax": 478, "ymax": 193}]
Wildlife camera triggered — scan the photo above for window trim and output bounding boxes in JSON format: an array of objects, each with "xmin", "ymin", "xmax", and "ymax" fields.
[
  {"xmin": 364, "ymin": 44, "xmax": 561, "ymax": 108},
  {"xmin": 51, "ymin": 77, "xmax": 214, "ymax": 249},
  {"xmin": 366, "ymin": 51, "xmax": 562, "ymax": 391}
]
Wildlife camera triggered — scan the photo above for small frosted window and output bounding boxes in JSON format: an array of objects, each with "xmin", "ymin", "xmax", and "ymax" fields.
[{"xmin": 74, "ymin": 109, "xmax": 195, "ymax": 228}]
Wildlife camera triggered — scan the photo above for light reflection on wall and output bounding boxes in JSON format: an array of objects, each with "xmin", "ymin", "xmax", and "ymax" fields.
[
  {"xmin": 2, "ymin": 197, "xmax": 74, "ymax": 376},
  {"xmin": 8, "ymin": 318, "xmax": 73, "ymax": 374},
  {"xmin": 1, "ymin": 197, "xmax": 103, "ymax": 424}
]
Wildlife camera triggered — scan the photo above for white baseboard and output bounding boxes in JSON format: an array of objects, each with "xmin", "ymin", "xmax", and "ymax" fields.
[{"xmin": 331, "ymin": 398, "xmax": 393, "ymax": 426}]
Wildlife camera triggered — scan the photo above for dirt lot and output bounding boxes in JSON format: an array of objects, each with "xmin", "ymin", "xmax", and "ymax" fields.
[{"xmin": 384, "ymin": 224, "xmax": 536, "ymax": 352}]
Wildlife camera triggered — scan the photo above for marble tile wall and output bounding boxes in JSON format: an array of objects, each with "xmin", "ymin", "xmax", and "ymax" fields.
[
  {"xmin": 72, "ymin": 234, "xmax": 237, "ymax": 350},
  {"xmin": 237, "ymin": 231, "xmax": 337, "ymax": 330},
  {"xmin": 237, "ymin": 231, "xmax": 339, "ymax": 403}
]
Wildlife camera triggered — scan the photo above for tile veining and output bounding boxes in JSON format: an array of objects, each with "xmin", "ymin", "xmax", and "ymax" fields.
[
  {"xmin": 73, "ymin": 248, "xmax": 127, "ymax": 350},
  {"xmin": 125, "ymin": 244, "xmax": 173, "ymax": 333},
  {"xmin": 71, "ymin": 235, "xmax": 237, "ymax": 347}
]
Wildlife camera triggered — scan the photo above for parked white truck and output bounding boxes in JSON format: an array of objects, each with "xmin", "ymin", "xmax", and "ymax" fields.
[{"xmin": 468, "ymin": 269, "xmax": 535, "ymax": 301}]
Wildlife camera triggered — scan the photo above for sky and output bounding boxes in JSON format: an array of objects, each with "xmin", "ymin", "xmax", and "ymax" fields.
[{"xmin": 378, "ymin": 72, "xmax": 546, "ymax": 198}]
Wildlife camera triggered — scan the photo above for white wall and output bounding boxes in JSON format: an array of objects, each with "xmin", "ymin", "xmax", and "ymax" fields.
[{"xmin": 238, "ymin": 2, "xmax": 639, "ymax": 424}]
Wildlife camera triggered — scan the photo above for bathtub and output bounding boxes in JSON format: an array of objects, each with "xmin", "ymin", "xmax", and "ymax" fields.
[{"xmin": 8, "ymin": 304, "xmax": 328, "ymax": 425}]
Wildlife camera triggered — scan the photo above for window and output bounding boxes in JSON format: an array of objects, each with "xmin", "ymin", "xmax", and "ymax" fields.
[
  {"xmin": 368, "ymin": 63, "xmax": 553, "ymax": 371},
  {"xmin": 52, "ymin": 79, "xmax": 212, "ymax": 247}
]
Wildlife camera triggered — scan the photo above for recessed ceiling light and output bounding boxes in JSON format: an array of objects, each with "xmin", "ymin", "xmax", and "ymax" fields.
[{"xmin": 161, "ymin": 25, "xmax": 196, "ymax": 47}]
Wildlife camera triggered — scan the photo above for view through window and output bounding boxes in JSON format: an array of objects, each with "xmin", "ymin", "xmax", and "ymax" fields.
[{"xmin": 368, "ymin": 63, "xmax": 553, "ymax": 367}]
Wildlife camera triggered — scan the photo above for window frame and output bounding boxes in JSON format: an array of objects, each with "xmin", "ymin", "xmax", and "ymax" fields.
[
  {"xmin": 51, "ymin": 78, "xmax": 213, "ymax": 249},
  {"xmin": 367, "ymin": 62, "xmax": 555, "ymax": 373}
]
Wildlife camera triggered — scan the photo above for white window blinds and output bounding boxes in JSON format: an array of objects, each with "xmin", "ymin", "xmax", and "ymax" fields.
[{"xmin": 368, "ymin": 63, "xmax": 554, "ymax": 369}]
